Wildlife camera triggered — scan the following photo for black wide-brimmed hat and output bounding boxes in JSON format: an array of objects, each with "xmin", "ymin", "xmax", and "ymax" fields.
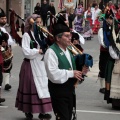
[
  {"xmin": 0, "ymin": 8, "xmax": 6, "ymax": 18},
  {"xmin": 53, "ymin": 13, "xmax": 70, "ymax": 36},
  {"xmin": 71, "ymin": 32, "xmax": 79, "ymax": 42},
  {"xmin": 105, "ymin": 9, "xmax": 114, "ymax": 19}
]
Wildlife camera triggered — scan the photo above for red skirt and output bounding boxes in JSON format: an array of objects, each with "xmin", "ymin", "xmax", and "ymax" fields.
[{"xmin": 92, "ymin": 19, "xmax": 100, "ymax": 34}]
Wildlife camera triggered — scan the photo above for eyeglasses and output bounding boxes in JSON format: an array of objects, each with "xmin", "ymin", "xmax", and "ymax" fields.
[{"xmin": 63, "ymin": 34, "xmax": 71, "ymax": 39}]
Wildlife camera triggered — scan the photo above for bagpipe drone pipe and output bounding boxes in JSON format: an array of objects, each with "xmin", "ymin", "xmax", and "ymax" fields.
[
  {"xmin": 46, "ymin": 10, "xmax": 75, "ymax": 46},
  {"xmin": 46, "ymin": 11, "xmax": 56, "ymax": 46},
  {"xmin": 9, "ymin": 9, "xmax": 25, "ymax": 46}
]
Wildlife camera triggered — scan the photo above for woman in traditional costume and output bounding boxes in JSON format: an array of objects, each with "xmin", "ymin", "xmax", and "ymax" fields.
[
  {"xmin": 83, "ymin": 6, "xmax": 93, "ymax": 40},
  {"xmin": 92, "ymin": 4, "xmax": 101, "ymax": 34},
  {"xmin": 74, "ymin": 3, "xmax": 84, "ymax": 33},
  {"xmin": 15, "ymin": 14, "xmax": 52, "ymax": 119}
]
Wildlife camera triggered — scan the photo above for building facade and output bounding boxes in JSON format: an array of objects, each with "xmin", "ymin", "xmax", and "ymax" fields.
[{"xmin": 0, "ymin": 0, "xmax": 119, "ymax": 21}]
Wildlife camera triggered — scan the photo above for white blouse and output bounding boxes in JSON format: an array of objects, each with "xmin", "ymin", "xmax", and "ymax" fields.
[{"xmin": 22, "ymin": 31, "xmax": 50, "ymax": 98}]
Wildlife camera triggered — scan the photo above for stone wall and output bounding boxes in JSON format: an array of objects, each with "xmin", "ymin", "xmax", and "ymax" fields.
[{"xmin": 0, "ymin": 0, "xmax": 6, "ymax": 13}]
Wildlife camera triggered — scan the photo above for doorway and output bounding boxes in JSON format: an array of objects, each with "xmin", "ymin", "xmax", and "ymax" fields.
[{"xmin": 41, "ymin": 0, "xmax": 49, "ymax": 4}]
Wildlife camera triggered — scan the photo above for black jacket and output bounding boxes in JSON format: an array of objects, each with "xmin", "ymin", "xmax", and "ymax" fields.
[
  {"xmin": 41, "ymin": 4, "xmax": 50, "ymax": 16},
  {"xmin": 49, "ymin": 6, "xmax": 56, "ymax": 15},
  {"xmin": 34, "ymin": 6, "xmax": 41, "ymax": 15}
]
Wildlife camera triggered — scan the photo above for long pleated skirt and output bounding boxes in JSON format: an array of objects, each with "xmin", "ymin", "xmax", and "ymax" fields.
[
  {"xmin": 104, "ymin": 58, "xmax": 120, "ymax": 108},
  {"xmin": 15, "ymin": 60, "xmax": 52, "ymax": 113}
]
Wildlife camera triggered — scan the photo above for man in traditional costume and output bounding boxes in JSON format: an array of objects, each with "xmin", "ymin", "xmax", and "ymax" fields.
[
  {"xmin": 98, "ymin": 42, "xmax": 110, "ymax": 94},
  {"xmin": 97, "ymin": 8, "xmax": 111, "ymax": 94},
  {"xmin": 0, "ymin": 8, "xmax": 14, "ymax": 91},
  {"xmin": 0, "ymin": 31, "xmax": 6, "ymax": 103},
  {"xmin": 44, "ymin": 15, "xmax": 88, "ymax": 119},
  {"xmin": 15, "ymin": 14, "xmax": 52, "ymax": 119},
  {"xmin": 102, "ymin": 9, "xmax": 120, "ymax": 108}
]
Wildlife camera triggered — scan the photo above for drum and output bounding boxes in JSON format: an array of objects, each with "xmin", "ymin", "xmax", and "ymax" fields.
[{"xmin": 1, "ymin": 47, "xmax": 13, "ymax": 72}]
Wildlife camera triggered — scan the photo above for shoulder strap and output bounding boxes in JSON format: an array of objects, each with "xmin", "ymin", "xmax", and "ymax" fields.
[
  {"xmin": 27, "ymin": 31, "xmax": 35, "ymax": 41},
  {"xmin": 27, "ymin": 31, "xmax": 36, "ymax": 49}
]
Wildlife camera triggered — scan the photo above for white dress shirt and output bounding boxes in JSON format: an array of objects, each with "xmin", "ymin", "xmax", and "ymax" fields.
[
  {"xmin": 0, "ymin": 27, "xmax": 15, "ymax": 46},
  {"xmin": 44, "ymin": 47, "xmax": 74, "ymax": 84}
]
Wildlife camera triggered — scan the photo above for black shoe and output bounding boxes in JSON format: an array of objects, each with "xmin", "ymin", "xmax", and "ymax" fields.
[
  {"xmin": 25, "ymin": 113, "xmax": 33, "ymax": 119},
  {"xmin": 0, "ymin": 98, "xmax": 5, "ymax": 103},
  {"xmin": 87, "ymin": 37, "xmax": 91, "ymax": 40},
  {"xmin": 4, "ymin": 84, "xmax": 11, "ymax": 90},
  {"xmin": 38, "ymin": 113, "xmax": 44, "ymax": 119},
  {"xmin": 99, "ymin": 88, "xmax": 105, "ymax": 94},
  {"xmin": 38, "ymin": 113, "xmax": 52, "ymax": 119}
]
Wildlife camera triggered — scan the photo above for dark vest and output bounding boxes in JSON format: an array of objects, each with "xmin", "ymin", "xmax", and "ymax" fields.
[
  {"xmin": 24, "ymin": 31, "xmax": 38, "ymax": 62},
  {"xmin": 28, "ymin": 31, "xmax": 37, "ymax": 49}
]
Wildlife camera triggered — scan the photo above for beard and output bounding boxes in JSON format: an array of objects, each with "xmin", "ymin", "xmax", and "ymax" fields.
[{"xmin": 0, "ymin": 22, "xmax": 6, "ymax": 26}]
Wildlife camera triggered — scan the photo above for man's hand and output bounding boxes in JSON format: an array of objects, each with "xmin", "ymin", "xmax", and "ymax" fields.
[
  {"xmin": 39, "ymin": 49, "xmax": 43, "ymax": 54},
  {"xmin": 82, "ymin": 66, "xmax": 89, "ymax": 75},
  {"xmin": 73, "ymin": 70, "xmax": 83, "ymax": 81}
]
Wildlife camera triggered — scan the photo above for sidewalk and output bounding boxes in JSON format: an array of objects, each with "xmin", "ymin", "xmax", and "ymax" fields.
[{"xmin": 87, "ymin": 61, "xmax": 99, "ymax": 79}]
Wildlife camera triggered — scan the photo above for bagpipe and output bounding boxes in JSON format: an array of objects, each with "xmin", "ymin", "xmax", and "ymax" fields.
[
  {"xmin": 46, "ymin": 10, "xmax": 76, "ymax": 45},
  {"xmin": 9, "ymin": 9, "xmax": 25, "ymax": 22},
  {"xmin": 29, "ymin": 17, "xmax": 54, "ymax": 54},
  {"xmin": 9, "ymin": 9, "xmax": 25, "ymax": 46},
  {"xmin": 68, "ymin": 42, "xmax": 93, "ymax": 86}
]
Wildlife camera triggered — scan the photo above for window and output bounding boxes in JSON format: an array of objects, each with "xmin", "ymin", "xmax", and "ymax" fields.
[{"xmin": 24, "ymin": 0, "xmax": 31, "ymax": 19}]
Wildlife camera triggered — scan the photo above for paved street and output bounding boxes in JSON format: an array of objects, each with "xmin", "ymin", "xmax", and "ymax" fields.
[{"xmin": 0, "ymin": 35, "xmax": 120, "ymax": 120}]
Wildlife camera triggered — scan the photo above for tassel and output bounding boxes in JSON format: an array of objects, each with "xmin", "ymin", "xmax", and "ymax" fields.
[{"xmin": 10, "ymin": 10, "xmax": 22, "ymax": 46}]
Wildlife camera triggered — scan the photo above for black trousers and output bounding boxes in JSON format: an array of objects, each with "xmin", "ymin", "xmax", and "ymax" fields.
[
  {"xmin": 50, "ymin": 91, "xmax": 74, "ymax": 120},
  {"xmin": 41, "ymin": 15, "xmax": 47, "ymax": 26},
  {"xmin": 0, "ymin": 65, "xmax": 3, "ymax": 87},
  {"xmin": 98, "ymin": 51, "xmax": 110, "ymax": 78}
]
